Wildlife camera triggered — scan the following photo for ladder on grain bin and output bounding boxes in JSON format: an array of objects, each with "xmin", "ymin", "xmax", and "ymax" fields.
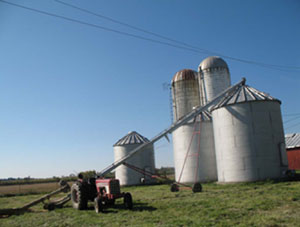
[{"xmin": 97, "ymin": 78, "xmax": 246, "ymax": 177}]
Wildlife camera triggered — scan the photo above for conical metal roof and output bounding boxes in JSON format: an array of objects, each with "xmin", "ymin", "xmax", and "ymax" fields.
[
  {"xmin": 212, "ymin": 84, "xmax": 281, "ymax": 110},
  {"xmin": 113, "ymin": 131, "xmax": 150, "ymax": 146}
]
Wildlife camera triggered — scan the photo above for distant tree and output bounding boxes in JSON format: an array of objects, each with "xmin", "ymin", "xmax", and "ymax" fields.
[
  {"xmin": 80, "ymin": 170, "xmax": 97, "ymax": 179},
  {"xmin": 155, "ymin": 167, "xmax": 175, "ymax": 176},
  {"xmin": 103, "ymin": 171, "xmax": 115, "ymax": 179}
]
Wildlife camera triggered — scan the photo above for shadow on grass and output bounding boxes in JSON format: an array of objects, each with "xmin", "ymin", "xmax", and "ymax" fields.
[
  {"xmin": 131, "ymin": 202, "xmax": 157, "ymax": 212},
  {"xmin": 0, "ymin": 208, "xmax": 38, "ymax": 219},
  {"xmin": 85, "ymin": 202, "xmax": 157, "ymax": 214}
]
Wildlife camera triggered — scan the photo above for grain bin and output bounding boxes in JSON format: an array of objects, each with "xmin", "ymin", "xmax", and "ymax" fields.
[
  {"xmin": 212, "ymin": 83, "xmax": 288, "ymax": 182},
  {"xmin": 198, "ymin": 56, "xmax": 231, "ymax": 105},
  {"xmin": 171, "ymin": 69, "xmax": 217, "ymax": 183},
  {"xmin": 172, "ymin": 111, "xmax": 217, "ymax": 183},
  {"xmin": 114, "ymin": 131, "xmax": 155, "ymax": 186}
]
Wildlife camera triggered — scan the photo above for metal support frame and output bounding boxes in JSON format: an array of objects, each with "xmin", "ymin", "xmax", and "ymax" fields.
[
  {"xmin": 122, "ymin": 162, "xmax": 192, "ymax": 189},
  {"xmin": 97, "ymin": 78, "xmax": 246, "ymax": 177}
]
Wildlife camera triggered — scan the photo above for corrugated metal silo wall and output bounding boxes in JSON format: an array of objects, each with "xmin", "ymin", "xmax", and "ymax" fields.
[
  {"xmin": 172, "ymin": 120, "xmax": 217, "ymax": 183},
  {"xmin": 199, "ymin": 68, "xmax": 231, "ymax": 105},
  {"xmin": 114, "ymin": 144, "xmax": 155, "ymax": 186},
  {"xmin": 212, "ymin": 101, "xmax": 288, "ymax": 182},
  {"xmin": 172, "ymin": 75, "xmax": 217, "ymax": 183},
  {"xmin": 172, "ymin": 79, "xmax": 200, "ymax": 121}
]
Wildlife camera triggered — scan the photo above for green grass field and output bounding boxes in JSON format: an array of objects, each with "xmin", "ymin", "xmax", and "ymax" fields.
[{"xmin": 1, "ymin": 181, "xmax": 300, "ymax": 226}]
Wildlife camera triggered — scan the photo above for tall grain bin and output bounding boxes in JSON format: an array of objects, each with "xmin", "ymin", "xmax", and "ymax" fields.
[
  {"xmin": 172, "ymin": 69, "xmax": 200, "ymax": 121},
  {"xmin": 172, "ymin": 111, "xmax": 217, "ymax": 183},
  {"xmin": 171, "ymin": 69, "xmax": 217, "ymax": 183},
  {"xmin": 114, "ymin": 131, "xmax": 155, "ymax": 186},
  {"xmin": 198, "ymin": 56, "xmax": 231, "ymax": 105},
  {"xmin": 212, "ymin": 83, "xmax": 288, "ymax": 182}
]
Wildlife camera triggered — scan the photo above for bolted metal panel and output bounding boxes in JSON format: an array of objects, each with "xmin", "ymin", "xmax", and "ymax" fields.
[
  {"xmin": 198, "ymin": 56, "xmax": 231, "ymax": 105},
  {"xmin": 172, "ymin": 118, "xmax": 217, "ymax": 183},
  {"xmin": 114, "ymin": 132, "xmax": 155, "ymax": 186},
  {"xmin": 212, "ymin": 97, "xmax": 288, "ymax": 183}
]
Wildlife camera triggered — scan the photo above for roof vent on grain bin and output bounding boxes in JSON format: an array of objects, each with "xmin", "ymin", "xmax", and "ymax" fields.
[
  {"xmin": 211, "ymin": 83, "xmax": 289, "ymax": 183},
  {"xmin": 113, "ymin": 131, "xmax": 156, "ymax": 186}
]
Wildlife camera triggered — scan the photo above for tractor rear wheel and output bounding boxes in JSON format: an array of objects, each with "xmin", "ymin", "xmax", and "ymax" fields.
[
  {"xmin": 71, "ymin": 183, "xmax": 88, "ymax": 210},
  {"xmin": 94, "ymin": 197, "xmax": 103, "ymax": 213},
  {"xmin": 124, "ymin": 193, "xmax": 133, "ymax": 209}
]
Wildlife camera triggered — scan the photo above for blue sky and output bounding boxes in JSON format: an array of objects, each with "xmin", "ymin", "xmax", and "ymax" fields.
[{"xmin": 0, "ymin": 0, "xmax": 299, "ymax": 178}]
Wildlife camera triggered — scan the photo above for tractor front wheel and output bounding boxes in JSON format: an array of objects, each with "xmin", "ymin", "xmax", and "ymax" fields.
[
  {"xmin": 124, "ymin": 193, "xmax": 133, "ymax": 209},
  {"xmin": 71, "ymin": 183, "xmax": 88, "ymax": 210},
  {"xmin": 94, "ymin": 197, "xmax": 103, "ymax": 213}
]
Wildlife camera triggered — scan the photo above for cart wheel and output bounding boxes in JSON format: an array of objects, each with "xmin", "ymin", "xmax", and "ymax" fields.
[
  {"xmin": 170, "ymin": 183, "xmax": 179, "ymax": 192},
  {"xmin": 47, "ymin": 203, "xmax": 55, "ymax": 211},
  {"xmin": 192, "ymin": 183, "xmax": 202, "ymax": 193},
  {"xmin": 124, "ymin": 193, "xmax": 133, "ymax": 209},
  {"xmin": 94, "ymin": 197, "xmax": 103, "ymax": 213},
  {"xmin": 43, "ymin": 202, "xmax": 55, "ymax": 211}
]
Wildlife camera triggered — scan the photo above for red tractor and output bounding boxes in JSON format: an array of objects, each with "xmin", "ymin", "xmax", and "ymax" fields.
[{"xmin": 71, "ymin": 174, "xmax": 133, "ymax": 213}]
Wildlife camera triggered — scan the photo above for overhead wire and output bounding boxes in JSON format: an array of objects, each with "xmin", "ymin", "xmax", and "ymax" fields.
[
  {"xmin": 284, "ymin": 114, "xmax": 300, "ymax": 130},
  {"xmin": 284, "ymin": 115, "xmax": 300, "ymax": 124},
  {"xmin": 285, "ymin": 121, "xmax": 300, "ymax": 130},
  {"xmin": 1, "ymin": 0, "xmax": 300, "ymax": 73},
  {"xmin": 53, "ymin": 0, "xmax": 300, "ymax": 72},
  {"xmin": 53, "ymin": 0, "xmax": 211, "ymax": 56},
  {"xmin": 283, "ymin": 113, "xmax": 300, "ymax": 116},
  {"xmin": 0, "ymin": 0, "xmax": 211, "ymax": 55}
]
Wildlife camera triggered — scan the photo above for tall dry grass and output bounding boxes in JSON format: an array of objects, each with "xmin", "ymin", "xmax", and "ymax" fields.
[{"xmin": 0, "ymin": 182, "xmax": 61, "ymax": 195}]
